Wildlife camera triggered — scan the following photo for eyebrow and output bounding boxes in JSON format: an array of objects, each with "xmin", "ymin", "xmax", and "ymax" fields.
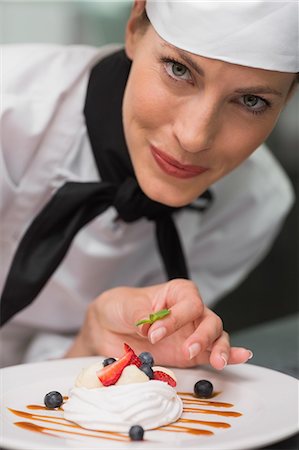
[
  {"xmin": 161, "ymin": 42, "xmax": 205, "ymax": 76},
  {"xmin": 161, "ymin": 42, "xmax": 283, "ymax": 97},
  {"xmin": 234, "ymin": 87, "xmax": 283, "ymax": 97}
]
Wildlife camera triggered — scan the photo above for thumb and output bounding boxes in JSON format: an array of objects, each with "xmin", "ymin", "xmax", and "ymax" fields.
[{"xmin": 136, "ymin": 322, "xmax": 152, "ymax": 338}]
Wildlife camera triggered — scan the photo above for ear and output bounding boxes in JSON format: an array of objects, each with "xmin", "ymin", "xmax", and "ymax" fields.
[{"xmin": 125, "ymin": 1, "xmax": 147, "ymax": 60}]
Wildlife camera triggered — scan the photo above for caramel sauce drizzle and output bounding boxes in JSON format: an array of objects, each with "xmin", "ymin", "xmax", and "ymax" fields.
[
  {"xmin": 181, "ymin": 398, "xmax": 234, "ymax": 408},
  {"xmin": 178, "ymin": 417, "xmax": 231, "ymax": 429},
  {"xmin": 179, "ymin": 392, "xmax": 242, "ymax": 417},
  {"xmin": 178, "ymin": 391, "xmax": 220, "ymax": 398},
  {"xmin": 8, "ymin": 408, "xmax": 77, "ymax": 427},
  {"xmin": 8, "ymin": 390, "xmax": 242, "ymax": 443},
  {"xmin": 183, "ymin": 407, "xmax": 241, "ymax": 417},
  {"xmin": 27, "ymin": 404, "xmax": 64, "ymax": 411},
  {"xmin": 9, "ymin": 408, "xmax": 129, "ymax": 442},
  {"xmin": 14, "ymin": 421, "xmax": 129, "ymax": 442},
  {"xmin": 160, "ymin": 424, "xmax": 213, "ymax": 436}
]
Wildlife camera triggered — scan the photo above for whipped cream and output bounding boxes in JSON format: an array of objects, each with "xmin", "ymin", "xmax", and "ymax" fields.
[{"xmin": 63, "ymin": 380, "xmax": 182, "ymax": 431}]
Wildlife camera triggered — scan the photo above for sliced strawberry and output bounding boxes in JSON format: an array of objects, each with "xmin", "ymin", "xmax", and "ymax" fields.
[
  {"xmin": 153, "ymin": 370, "xmax": 176, "ymax": 387},
  {"xmin": 97, "ymin": 350, "xmax": 133, "ymax": 386},
  {"xmin": 124, "ymin": 343, "xmax": 142, "ymax": 368}
]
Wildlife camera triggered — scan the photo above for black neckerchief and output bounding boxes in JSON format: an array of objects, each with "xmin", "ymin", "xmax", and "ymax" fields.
[{"xmin": 0, "ymin": 49, "xmax": 212, "ymax": 326}]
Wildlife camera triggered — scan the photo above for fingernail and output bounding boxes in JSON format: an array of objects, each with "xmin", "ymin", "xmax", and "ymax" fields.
[
  {"xmin": 150, "ymin": 327, "xmax": 167, "ymax": 344},
  {"xmin": 247, "ymin": 350, "xmax": 254, "ymax": 360},
  {"xmin": 188, "ymin": 343, "xmax": 201, "ymax": 360},
  {"xmin": 220, "ymin": 352, "xmax": 228, "ymax": 368}
]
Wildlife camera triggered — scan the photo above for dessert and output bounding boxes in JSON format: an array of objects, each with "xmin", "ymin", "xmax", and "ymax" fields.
[
  {"xmin": 63, "ymin": 343, "xmax": 183, "ymax": 432},
  {"xmin": 10, "ymin": 359, "xmax": 242, "ymax": 445}
]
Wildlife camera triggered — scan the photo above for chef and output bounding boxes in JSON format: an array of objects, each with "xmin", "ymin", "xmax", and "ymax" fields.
[{"xmin": 1, "ymin": 0, "xmax": 297, "ymax": 368}]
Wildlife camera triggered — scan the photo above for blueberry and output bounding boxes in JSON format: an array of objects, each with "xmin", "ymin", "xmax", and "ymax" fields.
[
  {"xmin": 102, "ymin": 357, "xmax": 116, "ymax": 367},
  {"xmin": 194, "ymin": 380, "xmax": 214, "ymax": 398},
  {"xmin": 44, "ymin": 391, "xmax": 63, "ymax": 409},
  {"xmin": 139, "ymin": 363, "xmax": 154, "ymax": 379},
  {"xmin": 139, "ymin": 351, "xmax": 154, "ymax": 367},
  {"xmin": 129, "ymin": 425, "xmax": 144, "ymax": 441}
]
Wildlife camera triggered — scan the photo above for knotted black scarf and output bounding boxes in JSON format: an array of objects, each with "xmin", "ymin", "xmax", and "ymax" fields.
[{"xmin": 0, "ymin": 50, "xmax": 212, "ymax": 326}]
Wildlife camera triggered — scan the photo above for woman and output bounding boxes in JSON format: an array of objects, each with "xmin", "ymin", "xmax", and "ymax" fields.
[{"xmin": 1, "ymin": 1, "xmax": 297, "ymax": 368}]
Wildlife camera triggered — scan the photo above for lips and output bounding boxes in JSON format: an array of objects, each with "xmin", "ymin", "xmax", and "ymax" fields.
[{"xmin": 150, "ymin": 145, "xmax": 208, "ymax": 179}]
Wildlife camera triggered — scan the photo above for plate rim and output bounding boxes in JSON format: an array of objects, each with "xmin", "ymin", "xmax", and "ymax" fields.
[{"xmin": 1, "ymin": 358, "xmax": 298, "ymax": 450}]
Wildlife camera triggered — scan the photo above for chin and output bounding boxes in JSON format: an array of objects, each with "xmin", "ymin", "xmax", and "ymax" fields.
[{"xmin": 140, "ymin": 181, "xmax": 195, "ymax": 208}]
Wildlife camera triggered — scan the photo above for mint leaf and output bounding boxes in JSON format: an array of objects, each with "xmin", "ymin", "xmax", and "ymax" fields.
[
  {"xmin": 150, "ymin": 309, "xmax": 170, "ymax": 321},
  {"xmin": 135, "ymin": 308, "xmax": 170, "ymax": 326},
  {"xmin": 135, "ymin": 318, "xmax": 152, "ymax": 326}
]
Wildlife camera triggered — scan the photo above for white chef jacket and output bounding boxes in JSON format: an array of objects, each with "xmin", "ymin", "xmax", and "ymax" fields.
[{"xmin": 0, "ymin": 44, "xmax": 294, "ymax": 367}]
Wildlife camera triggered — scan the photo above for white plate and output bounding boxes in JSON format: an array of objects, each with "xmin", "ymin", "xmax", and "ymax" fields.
[{"xmin": 0, "ymin": 357, "xmax": 298, "ymax": 450}]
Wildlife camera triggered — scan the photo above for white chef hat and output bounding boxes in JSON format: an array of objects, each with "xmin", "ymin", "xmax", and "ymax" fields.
[{"xmin": 145, "ymin": 1, "xmax": 299, "ymax": 73}]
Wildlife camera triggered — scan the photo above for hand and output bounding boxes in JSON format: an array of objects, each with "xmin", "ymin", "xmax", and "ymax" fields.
[{"xmin": 65, "ymin": 279, "xmax": 252, "ymax": 369}]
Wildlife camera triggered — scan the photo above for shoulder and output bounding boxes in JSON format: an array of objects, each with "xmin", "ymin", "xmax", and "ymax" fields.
[
  {"xmin": 215, "ymin": 144, "xmax": 293, "ymax": 210},
  {"xmin": 1, "ymin": 44, "xmax": 123, "ymax": 185},
  {"xmin": 205, "ymin": 144, "xmax": 294, "ymax": 232},
  {"xmin": 187, "ymin": 147, "xmax": 294, "ymax": 305},
  {"xmin": 3, "ymin": 43, "xmax": 122, "ymax": 94},
  {"xmin": 246, "ymin": 144, "xmax": 293, "ymax": 194}
]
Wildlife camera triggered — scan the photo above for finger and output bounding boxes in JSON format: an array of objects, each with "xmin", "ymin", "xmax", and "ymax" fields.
[
  {"xmin": 227, "ymin": 347, "xmax": 254, "ymax": 364},
  {"xmin": 136, "ymin": 322, "xmax": 151, "ymax": 338},
  {"xmin": 181, "ymin": 309, "xmax": 224, "ymax": 360},
  {"xmin": 208, "ymin": 331, "xmax": 231, "ymax": 370},
  {"xmin": 148, "ymin": 297, "xmax": 204, "ymax": 344},
  {"xmin": 182, "ymin": 342, "xmax": 253, "ymax": 369},
  {"xmin": 209, "ymin": 339, "xmax": 253, "ymax": 370},
  {"xmin": 100, "ymin": 287, "xmax": 152, "ymax": 335},
  {"xmin": 152, "ymin": 278, "xmax": 203, "ymax": 311},
  {"xmin": 175, "ymin": 347, "xmax": 253, "ymax": 369}
]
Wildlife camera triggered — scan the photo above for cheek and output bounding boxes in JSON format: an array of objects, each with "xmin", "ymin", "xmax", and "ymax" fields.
[
  {"xmin": 125, "ymin": 68, "xmax": 171, "ymax": 132},
  {"xmin": 220, "ymin": 118, "xmax": 277, "ymax": 171}
]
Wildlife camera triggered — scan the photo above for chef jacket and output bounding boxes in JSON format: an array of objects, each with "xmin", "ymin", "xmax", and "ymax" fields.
[{"xmin": 0, "ymin": 44, "xmax": 294, "ymax": 367}]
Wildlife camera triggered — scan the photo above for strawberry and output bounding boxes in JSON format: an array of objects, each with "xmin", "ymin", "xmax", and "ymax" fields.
[
  {"xmin": 124, "ymin": 343, "xmax": 142, "ymax": 368},
  {"xmin": 97, "ymin": 349, "xmax": 133, "ymax": 386},
  {"xmin": 153, "ymin": 370, "xmax": 177, "ymax": 387}
]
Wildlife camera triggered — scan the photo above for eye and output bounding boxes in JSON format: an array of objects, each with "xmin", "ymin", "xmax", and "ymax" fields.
[
  {"xmin": 163, "ymin": 58, "xmax": 192, "ymax": 82},
  {"xmin": 241, "ymin": 94, "xmax": 269, "ymax": 113},
  {"xmin": 171, "ymin": 62, "xmax": 188, "ymax": 77}
]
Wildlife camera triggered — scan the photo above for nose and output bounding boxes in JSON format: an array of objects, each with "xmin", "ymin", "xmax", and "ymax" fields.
[{"xmin": 172, "ymin": 97, "xmax": 219, "ymax": 153}]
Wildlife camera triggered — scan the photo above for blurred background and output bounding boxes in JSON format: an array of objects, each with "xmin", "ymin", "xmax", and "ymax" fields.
[{"xmin": 1, "ymin": 0, "xmax": 298, "ymax": 333}]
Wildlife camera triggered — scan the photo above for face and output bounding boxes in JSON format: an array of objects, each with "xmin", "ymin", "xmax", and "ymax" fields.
[{"xmin": 123, "ymin": 12, "xmax": 294, "ymax": 207}]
